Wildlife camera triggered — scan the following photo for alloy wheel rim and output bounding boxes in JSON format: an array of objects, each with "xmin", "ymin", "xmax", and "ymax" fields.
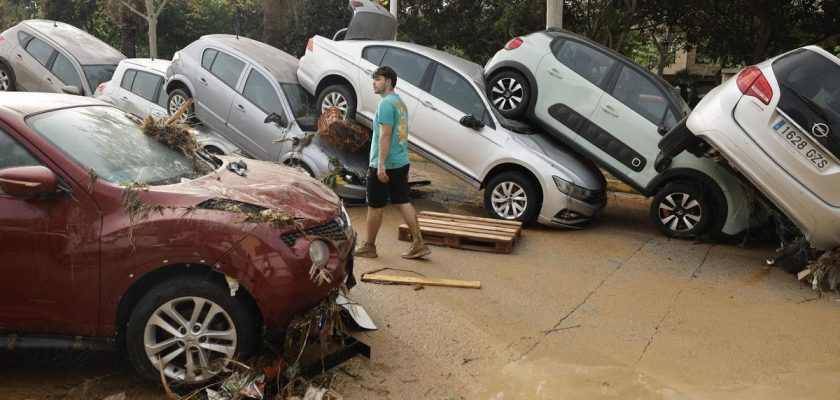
[
  {"xmin": 658, "ymin": 192, "xmax": 702, "ymax": 233},
  {"xmin": 0, "ymin": 70, "xmax": 9, "ymax": 91},
  {"xmin": 169, "ymin": 94, "xmax": 191, "ymax": 122},
  {"xmin": 490, "ymin": 77, "xmax": 523, "ymax": 112},
  {"xmin": 143, "ymin": 297, "xmax": 237, "ymax": 383},
  {"xmin": 322, "ymin": 92, "xmax": 348, "ymax": 116},
  {"xmin": 491, "ymin": 181, "xmax": 527, "ymax": 219}
]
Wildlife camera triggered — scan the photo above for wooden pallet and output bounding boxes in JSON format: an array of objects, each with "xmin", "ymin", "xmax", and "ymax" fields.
[{"xmin": 398, "ymin": 211, "xmax": 522, "ymax": 254}]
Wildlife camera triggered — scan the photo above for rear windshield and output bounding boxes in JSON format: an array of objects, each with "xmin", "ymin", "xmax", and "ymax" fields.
[
  {"xmin": 83, "ymin": 65, "xmax": 118, "ymax": 93},
  {"xmin": 773, "ymin": 49, "xmax": 840, "ymax": 155},
  {"xmin": 345, "ymin": 11, "xmax": 397, "ymax": 40}
]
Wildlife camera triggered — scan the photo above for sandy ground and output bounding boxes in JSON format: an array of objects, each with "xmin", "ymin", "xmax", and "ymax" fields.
[{"xmin": 3, "ymin": 159, "xmax": 840, "ymax": 400}]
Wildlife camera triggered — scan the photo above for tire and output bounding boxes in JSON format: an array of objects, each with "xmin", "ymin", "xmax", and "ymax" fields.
[
  {"xmin": 487, "ymin": 70, "xmax": 530, "ymax": 119},
  {"xmin": 0, "ymin": 63, "xmax": 15, "ymax": 92},
  {"xmin": 484, "ymin": 172, "xmax": 540, "ymax": 224},
  {"xmin": 167, "ymin": 88, "xmax": 196, "ymax": 123},
  {"xmin": 650, "ymin": 182, "xmax": 714, "ymax": 238},
  {"xmin": 126, "ymin": 276, "xmax": 258, "ymax": 387},
  {"xmin": 204, "ymin": 146, "xmax": 225, "ymax": 156},
  {"xmin": 317, "ymin": 84, "xmax": 356, "ymax": 120}
]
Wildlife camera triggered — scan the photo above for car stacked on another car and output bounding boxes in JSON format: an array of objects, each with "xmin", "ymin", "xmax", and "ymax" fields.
[
  {"xmin": 297, "ymin": 2, "xmax": 607, "ymax": 227},
  {"xmin": 0, "ymin": 19, "xmax": 124, "ymax": 95},
  {"xmin": 484, "ymin": 29, "xmax": 756, "ymax": 238},
  {"xmin": 164, "ymin": 34, "xmax": 369, "ymax": 201}
]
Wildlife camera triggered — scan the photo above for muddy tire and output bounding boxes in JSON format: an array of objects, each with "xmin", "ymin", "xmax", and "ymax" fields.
[
  {"xmin": 0, "ymin": 63, "xmax": 15, "ymax": 92},
  {"xmin": 317, "ymin": 84, "xmax": 356, "ymax": 120},
  {"xmin": 487, "ymin": 70, "xmax": 530, "ymax": 119},
  {"xmin": 650, "ymin": 182, "xmax": 714, "ymax": 238},
  {"xmin": 126, "ymin": 277, "xmax": 258, "ymax": 388},
  {"xmin": 167, "ymin": 88, "xmax": 196, "ymax": 123},
  {"xmin": 484, "ymin": 172, "xmax": 540, "ymax": 224}
]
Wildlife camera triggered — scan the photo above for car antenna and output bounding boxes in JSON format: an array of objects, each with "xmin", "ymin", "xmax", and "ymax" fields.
[{"xmin": 53, "ymin": 20, "xmax": 57, "ymax": 28}]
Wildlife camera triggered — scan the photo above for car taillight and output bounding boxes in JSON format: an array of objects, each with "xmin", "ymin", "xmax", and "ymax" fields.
[
  {"xmin": 0, "ymin": 34, "xmax": 5, "ymax": 43},
  {"xmin": 306, "ymin": 38, "xmax": 314, "ymax": 52},
  {"xmin": 351, "ymin": 0, "xmax": 363, "ymax": 7},
  {"xmin": 504, "ymin": 37, "xmax": 523, "ymax": 50},
  {"xmin": 97, "ymin": 82, "xmax": 107, "ymax": 93},
  {"xmin": 736, "ymin": 65, "xmax": 773, "ymax": 105}
]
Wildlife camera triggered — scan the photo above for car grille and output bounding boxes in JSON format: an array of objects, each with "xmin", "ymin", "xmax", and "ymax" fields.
[{"xmin": 281, "ymin": 220, "xmax": 347, "ymax": 246}]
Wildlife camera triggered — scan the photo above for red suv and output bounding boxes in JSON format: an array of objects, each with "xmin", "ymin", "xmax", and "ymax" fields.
[{"xmin": 0, "ymin": 93, "xmax": 354, "ymax": 385}]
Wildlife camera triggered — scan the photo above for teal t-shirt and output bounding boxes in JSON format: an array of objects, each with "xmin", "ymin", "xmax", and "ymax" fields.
[{"xmin": 370, "ymin": 93, "xmax": 410, "ymax": 169}]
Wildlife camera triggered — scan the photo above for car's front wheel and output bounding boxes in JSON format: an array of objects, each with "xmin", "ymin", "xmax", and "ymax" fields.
[
  {"xmin": 488, "ymin": 71, "xmax": 530, "ymax": 119},
  {"xmin": 484, "ymin": 172, "xmax": 540, "ymax": 224},
  {"xmin": 650, "ymin": 182, "xmax": 714, "ymax": 237},
  {"xmin": 317, "ymin": 84, "xmax": 356, "ymax": 120},
  {"xmin": 126, "ymin": 276, "xmax": 258, "ymax": 386},
  {"xmin": 0, "ymin": 64, "xmax": 15, "ymax": 92},
  {"xmin": 167, "ymin": 88, "xmax": 196, "ymax": 123}
]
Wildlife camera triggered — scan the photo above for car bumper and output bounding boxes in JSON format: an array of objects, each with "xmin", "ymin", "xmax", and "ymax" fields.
[
  {"xmin": 333, "ymin": 182, "xmax": 366, "ymax": 201},
  {"xmin": 538, "ymin": 188, "xmax": 605, "ymax": 229}
]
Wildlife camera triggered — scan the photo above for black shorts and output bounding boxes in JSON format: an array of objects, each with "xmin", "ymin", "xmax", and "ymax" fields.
[{"xmin": 367, "ymin": 164, "xmax": 411, "ymax": 208}]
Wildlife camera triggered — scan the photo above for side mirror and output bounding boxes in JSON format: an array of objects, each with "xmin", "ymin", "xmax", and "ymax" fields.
[
  {"xmin": 459, "ymin": 114, "xmax": 485, "ymax": 130},
  {"xmin": 61, "ymin": 85, "xmax": 82, "ymax": 95},
  {"xmin": 0, "ymin": 166, "xmax": 58, "ymax": 198},
  {"xmin": 264, "ymin": 112, "xmax": 287, "ymax": 127}
]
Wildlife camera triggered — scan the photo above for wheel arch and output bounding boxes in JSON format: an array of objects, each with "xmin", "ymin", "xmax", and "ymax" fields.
[
  {"xmin": 0, "ymin": 57, "xmax": 17, "ymax": 87},
  {"xmin": 646, "ymin": 168, "xmax": 728, "ymax": 235},
  {"xmin": 482, "ymin": 162, "xmax": 544, "ymax": 202},
  {"xmin": 315, "ymin": 74, "xmax": 358, "ymax": 105},
  {"xmin": 165, "ymin": 77, "xmax": 193, "ymax": 97},
  {"xmin": 485, "ymin": 61, "xmax": 539, "ymax": 114}
]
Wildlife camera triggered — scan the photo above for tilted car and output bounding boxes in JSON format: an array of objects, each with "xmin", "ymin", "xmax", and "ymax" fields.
[
  {"xmin": 95, "ymin": 58, "xmax": 171, "ymax": 119},
  {"xmin": 0, "ymin": 93, "xmax": 354, "ymax": 385},
  {"xmin": 297, "ymin": 9, "xmax": 607, "ymax": 227},
  {"xmin": 484, "ymin": 29, "xmax": 755, "ymax": 238},
  {"xmin": 0, "ymin": 20, "xmax": 124, "ymax": 95},
  {"xmin": 657, "ymin": 46, "xmax": 840, "ymax": 255},
  {"xmin": 164, "ymin": 34, "xmax": 368, "ymax": 201}
]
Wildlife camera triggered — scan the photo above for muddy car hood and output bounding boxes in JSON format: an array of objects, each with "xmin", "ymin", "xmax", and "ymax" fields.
[{"xmin": 148, "ymin": 157, "xmax": 341, "ymax": 224}]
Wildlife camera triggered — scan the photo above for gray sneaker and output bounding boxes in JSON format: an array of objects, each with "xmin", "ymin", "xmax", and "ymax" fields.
[
  {"xmin": 354, "ymin": 242, "xmax": 378, "ymax": 258},
  {"xmin": 401, "ymin": 241, "xmax": 431, "ymax": 259}
]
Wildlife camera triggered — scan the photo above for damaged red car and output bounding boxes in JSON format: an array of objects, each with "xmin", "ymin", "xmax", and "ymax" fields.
[{"xmin": 0, "ymin": 93, "xmax": 355, "ymax": 385}]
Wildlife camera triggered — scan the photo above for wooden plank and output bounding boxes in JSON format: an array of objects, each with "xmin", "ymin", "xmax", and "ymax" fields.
[
  {"xmin": 361, "ymin": 273, "xmax": 480, "ymax": 289},
  {"xmin": 399, "ymin": 223, "xmax": 512, "ymax": 242},
  {"xmin": 399, "ymin": 226, "xmax": 513, "ymax": 254},
  {"xmin": 417, "ymin": 217, "xmax": 520, "ymax": 235},
  {"xmin": 419, "ymin": 211, "xmax": 523, "ymax": 228}
]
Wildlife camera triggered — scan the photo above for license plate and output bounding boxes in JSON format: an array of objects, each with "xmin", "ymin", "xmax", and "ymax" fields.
[{"xmin": 772, "ymin": 119, "xmax": 830, "ymax": 170}]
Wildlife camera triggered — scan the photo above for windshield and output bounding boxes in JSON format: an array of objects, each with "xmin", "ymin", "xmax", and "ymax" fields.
[
  {"xmin": 280, "ymin": 83, "xmax": 319, "ymax": 132},
  {"xmin": 28, "ymin": 106, "xmax": 208, "ymax": 185},
  {"xmin": 83, "ymin": 65, "xmax": 118, "ymax": 93}
]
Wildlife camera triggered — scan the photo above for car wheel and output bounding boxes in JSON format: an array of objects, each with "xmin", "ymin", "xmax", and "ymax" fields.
[
  {"xmin": 204, "ymin": 146, "xmax": 225, "ymax": 156},
  {"xmin": 484, "ymin": 172, "xmax": 540, "ymax": 224},
  {"xmin": 126, "ymin": 276, "xmax": 258, "ymax": 386},
  {"xmin": 317, "ymin": 84, "xmax": 356, "ymax": 120},
  {"xmin": 488, "ymin": 71, "xmax": 530, "ymax": 119},
  {"xmin": 0, "ymin": 64, "xmax": 15, "ymax": 92},
  {"xmin": 168, "ymin": 88, "xmax": 196, "ymax": 123},
  {"xmin": 650, "ymin": 183, "xmax": 714, "ymax": 237}
]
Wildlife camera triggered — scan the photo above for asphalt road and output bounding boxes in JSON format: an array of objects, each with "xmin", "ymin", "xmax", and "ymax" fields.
[{"xmin": 3, "ymin": 160, "xmax": 840, "ymax": 400}]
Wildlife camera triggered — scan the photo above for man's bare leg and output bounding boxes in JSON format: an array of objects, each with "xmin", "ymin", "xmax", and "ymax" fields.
[
  {"xmin": 396, "ymin": 202, "xmax": 423, "ymax": 243},
  {"xmin": 366, "ymin": 207, "xmax": 384, "ymax": 245}
]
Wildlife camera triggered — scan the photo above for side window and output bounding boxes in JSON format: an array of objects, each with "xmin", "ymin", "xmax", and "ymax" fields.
[
  {"xmin": 25, "ymin": 37, "xmax": 55, "ymax": 67},
  {"xmin": 207, "ymin": 51, "xmax": 245, "ymax": 88},
  {"xmin": 380, "ymin": 48, "xmax": 430, "ymax": 87},
  {"xmin": 121, "ymin": 69, "xmax": 137, "ymax": 90},
  {"xmin": 429, "ymin": 64, "xmax": 492, "ymax": 126},
  {"xmin": 201, "ymin": 48, "xmax": 218, "ymax": 70},
  {"xmin": 157, "ymin": 86, "xmax": 168, "ymax": 108},
  {"xmin": 50, "ymin": 53, "xmax": 83, "ymax": 88},
  {"xmin": 555, "ymin": 41, "xmax": 615, "ymax": 86},
  {"xmin": 362, "ymin": 46, "xmax": 386, "ymax": 65},
  {"xmin": 131, "ymin": 71, "xmax": 163, "ymax": 102},
  {"xmin": 612, "ymin": 66, "xmax": 668, "ymax": 124},
  {"xmin": 0, "ymin": 130, "xmax": 42, "ymax": 195},
  {"xmin": 242, "ymin": 70, "xmax": 282, "ymax": 114},
  {"xmin": 17, "ymin": 30, "xmax": 33, "ymax": 47}
]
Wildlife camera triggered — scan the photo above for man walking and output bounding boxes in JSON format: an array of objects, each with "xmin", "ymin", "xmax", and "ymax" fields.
[{"xmin": 354, "ymin": 66, "xmax": 430, "ymax": 259}]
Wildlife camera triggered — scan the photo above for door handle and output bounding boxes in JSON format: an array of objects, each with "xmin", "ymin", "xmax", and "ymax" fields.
[
  {"xmin": 601, "ymin": 105, "xmax": 618, "ymax": 117},
  {"xmin": 548, "ymin": 68, "xmax": 563, "ymax": 79},
  {"xmin": 236, "ymin": 104, "xmax": 245, "ymax": 112},
  {"xmin": 120, "ymin": 96, "xmax": 129, "ymax": 101},
  {"xmin": 199, "ymin": 77, "xmax": 208, "ymax": 86},
  {"xmin": 422, "ymin": 101, "xmax": 436, "ymax": 110},
  {"xmin": 364, "ymin": 68, "xmax": 374, "ymax": 75},
  {"xmin": 45, "ymin": 77, "xmax": 52, "ymax": 83},
  {"xmin": 15, "ymin": 54, "xmax": 22, "ymax": 60}
]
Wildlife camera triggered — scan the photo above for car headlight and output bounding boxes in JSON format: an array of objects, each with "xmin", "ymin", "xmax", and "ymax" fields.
[
  {"xmin": 553, "ymin": 176, "xmax": 594, "ymax": 201},
  {"xmin": 338, "ymin": 206, "xmax": 353, "ymax": 238},
  {"xmin": 309, "ymin": 239, "xmax": 330, "ymax": 268}
]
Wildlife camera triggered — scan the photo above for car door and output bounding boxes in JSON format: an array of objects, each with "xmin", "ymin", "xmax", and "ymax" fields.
[
  {"xmin": 41, "ymin": 52, "xmax": 85, "ymax": 94},
  {"xmin": 195, "ymin": 48, "xmax": 245, "ymax": 133},
  {"xmin": 411, "ymin": 63, "xmax": 504, "ymax": 179},
  {"xmin": 365, "ymin": 47, "xmax": 428, "ymax": 136},
  {"xmin": 0, "ymin": 126, "xmax": 101, "ymax": 336},
  {"xmin": 357, "ymin": 45, "xmax": 387, "ymax": 119},
  {"xmin": 11, "ymin": 34, "xmax": 55, "ymax": 92},
  {"xmin": 226, "ymin": 67, "xmax": 288, "ymax": 161},
  {"xmin": 534, "ymin": 39, "xmax": 615, "ymax": 142},
  {"xmin": 587, "ymin": 65, "xmax": 675, "ymax": 184}
]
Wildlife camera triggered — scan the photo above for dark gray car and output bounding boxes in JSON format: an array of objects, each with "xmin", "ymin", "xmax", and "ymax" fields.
[{"xmin": 0, "ymin": 20, "xmax": 125, "ymax": 95}]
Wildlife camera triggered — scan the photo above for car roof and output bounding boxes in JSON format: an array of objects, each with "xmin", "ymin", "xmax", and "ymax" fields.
[
  {"xmin": 374, "ymin": 41, "xmax": 486, "ymax": 85},
  {"xmin": 122, "ymin": 58, "xmax": 171, "ymax": 75},
  {"xmin": 20, "ymin": 20, "xmax": 125, "ymax": 65},
  {"xmin": 0, "ymin": 92, "xmax": 105, "ymax": 117},
  {"xmin": 199, "ymin": 34, "xmax": 299, "ymax": 83}
]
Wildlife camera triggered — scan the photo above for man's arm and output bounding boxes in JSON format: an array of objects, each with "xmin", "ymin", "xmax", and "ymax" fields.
[{"xmin": 377, "ymin": 123, "xmax": 392, "ymax": 182}]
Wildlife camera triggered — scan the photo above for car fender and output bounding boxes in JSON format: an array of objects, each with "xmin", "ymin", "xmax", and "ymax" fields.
[
  {"xmin": 164, "ymin": 74, "xmax": 195, "ymax": 98},
  {"xmin": 315, "ymin": 68, "xmax": 361, "ymax": 100},
  {"xmin": 484, "ymin": 60, "xmax": 540, "ymax": 112},
  {"xmin": 0, "ymin": 56, "xmax": 17, "ymax": 82},
  {"xmin": 479, "ymin": 157, "xmax": 547, "ymax": 190}
]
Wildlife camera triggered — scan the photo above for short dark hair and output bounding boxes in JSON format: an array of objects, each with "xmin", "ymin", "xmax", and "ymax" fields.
[{"xmin": 372, "ymin": 65, "xmax": 398, "ymax": 87}]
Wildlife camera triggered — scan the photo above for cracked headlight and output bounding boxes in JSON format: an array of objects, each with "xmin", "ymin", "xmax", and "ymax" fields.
[{"xmin": 553, "ymin": 176, "xmax": 593, "ymax": 201}]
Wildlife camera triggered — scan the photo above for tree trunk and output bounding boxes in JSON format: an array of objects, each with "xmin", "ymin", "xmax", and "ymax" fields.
[
  {"xmin": 546, "ymin": 0, "xmax": 563, "ymax": 29},
  {"xmin": 148, "ymin": 16, "xmax": 158, "ymax": 59},
  {"xmin": 263, "ymin": 0, "xmax": 305, "ymax": 49}
]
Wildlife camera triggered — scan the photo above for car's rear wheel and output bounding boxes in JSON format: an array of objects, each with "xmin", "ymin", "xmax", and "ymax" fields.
[
  {"xmin": 0, "ymin": 64, "xmax": 15, "ymax": 92},
  {"xmin": 168, "ymin": 88, "xmax": 196, "ymax": 123},
  {"xmin": 650, "ymin": 182, "xmax": 714, "ymax": 238},
  {"xmin": 317, "ymin": 84, "xmax": 356, "ymax": 120},
  {"xmin": 484, "ymin": 172, "xmax": 540, "ymax": 224},
  {"xmin": 488, "ymin": 71, "xmax": 529, "ymax": 119},
  {"xmin": 126, "ymin": 276, "xmax": 258, "ymax": 387}
]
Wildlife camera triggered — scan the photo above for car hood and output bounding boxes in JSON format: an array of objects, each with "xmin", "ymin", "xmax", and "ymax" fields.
[
  {"xmin": 511, "ymin": 132, "xmax": 605, "ymax": 190},
  {"xmin": 148, "ymin": 157, "xmax": 341, "ymax": 224}
]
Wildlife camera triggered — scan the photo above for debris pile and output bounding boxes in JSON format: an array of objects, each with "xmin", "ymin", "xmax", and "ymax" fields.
[
  {"xmin": 317, "ymin": 107, "xmax": 370, "ymax": 153},
  {"xmin": 140, "ymin": 114, "xmax": 213, "ymax": 174}
]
